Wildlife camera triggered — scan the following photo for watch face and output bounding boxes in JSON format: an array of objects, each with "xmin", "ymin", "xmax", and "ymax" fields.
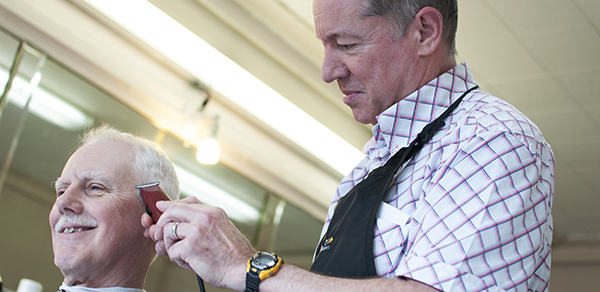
[{"xmin": 252, "ymin": 253, "xmax": 276, "ymax": 270}]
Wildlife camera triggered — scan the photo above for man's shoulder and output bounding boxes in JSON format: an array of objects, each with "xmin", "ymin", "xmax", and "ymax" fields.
[{"xmin": 450, "ymin": 91, "xmax": 551, "ymax": 153}]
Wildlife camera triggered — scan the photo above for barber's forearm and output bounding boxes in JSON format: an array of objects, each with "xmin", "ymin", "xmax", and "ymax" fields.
[{"xmin": 256, "ymin": 265, "xmax": 440, "ymax": 292}]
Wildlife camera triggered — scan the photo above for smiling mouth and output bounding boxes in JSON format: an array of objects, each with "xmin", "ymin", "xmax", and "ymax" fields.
[{"xmin": 62, "ymin": 227, "xmax": 94, "ymax": 234}]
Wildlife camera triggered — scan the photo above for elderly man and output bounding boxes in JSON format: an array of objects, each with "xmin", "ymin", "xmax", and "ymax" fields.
[
  {"xmin": 50, "ymin": 125, "xmax": 179, "ymax": 291},
  {"xmin": 145, "ymin": 0, "xmax": 554, "ymax": 291}
]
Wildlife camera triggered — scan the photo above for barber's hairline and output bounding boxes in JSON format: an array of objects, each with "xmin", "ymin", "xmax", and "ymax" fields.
[{"xmin": 358, "ymin": 0, "xmax": 457, "ymax": 56}]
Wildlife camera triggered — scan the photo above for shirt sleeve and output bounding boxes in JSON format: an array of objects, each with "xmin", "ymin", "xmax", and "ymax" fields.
[{"xmin": 395, "ymin": 130, "xmax": 554, "ymax": 292}]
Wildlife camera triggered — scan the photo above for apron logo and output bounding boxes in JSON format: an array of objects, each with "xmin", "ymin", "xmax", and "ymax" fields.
[{"xmin": 319, "ymin": 237, "xmax": 334, "ymax": 253}]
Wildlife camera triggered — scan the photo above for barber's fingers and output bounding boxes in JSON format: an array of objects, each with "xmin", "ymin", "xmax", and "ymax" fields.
[
  {"xmin": 150, "ymin": 221, "xmax": 178, "ymax": 256},
  {"xmin": 141, "ymin": 213, "xmax": 154, "ymax": 229},
  {"xmin": 155, "ymin": 196, "xmax": 202, "ymax": 214},
  {"xmin": 154, "ymin": 201, "xmax": 216, "ymax": 241},
  {"xmin": 145, "ymin": 199, "xmax": 205, "ymax": 257},
  {"xmin": 154, "ymin": 199, "xmax": 204, "ymax": 230},
  {"xmin": 163, "ymin": 221, "xmax": 184, "ymax": 251},
  {"xmin": 150, "ymin": 201, "xmax": 205, "ymax": 255},
  {"xmin": 141, "ymin": 213, "xmax": 155, "ymax": 239},
  {"xmin": 163, "ymin": 238, "xmax": 194, "ymax": 271},
  {"xmin": 153, "ymin": 201, "xmax": 183, "ymax": 241},
  {"xmin": 162, "ymin": 221, "xmax": 194, "ymax": 270},
  {"xmin": 157, "ymin": 204, "xmax": 256, "ymax": 288},
  {"xmin": 162, "ymin": 217, "xmax": 238, "ymax": 281},
  {"xmin": 154, "ymin": 239, "xmax": 168, "ymax": 256}
]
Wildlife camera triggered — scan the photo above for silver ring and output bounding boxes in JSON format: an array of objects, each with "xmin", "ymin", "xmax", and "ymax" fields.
[{"xmin": 172, "ymin": 222, "xmax": 181, "ymax": 240}]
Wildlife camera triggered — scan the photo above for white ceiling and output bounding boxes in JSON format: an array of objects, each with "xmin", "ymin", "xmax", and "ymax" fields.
[{"xmin": 0, "ymin": 0, "xmax": 599, "ymax": 268}]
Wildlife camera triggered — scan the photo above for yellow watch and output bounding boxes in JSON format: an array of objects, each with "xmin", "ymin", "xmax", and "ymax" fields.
[{"xmin": 245, "ymin": 251, "xmax": 283, "ymax": 292}]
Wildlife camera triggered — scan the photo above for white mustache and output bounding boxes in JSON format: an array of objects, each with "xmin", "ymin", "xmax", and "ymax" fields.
[{"xmin": 54, "ymin": 214, "xmax": 99, "ymax": 232}]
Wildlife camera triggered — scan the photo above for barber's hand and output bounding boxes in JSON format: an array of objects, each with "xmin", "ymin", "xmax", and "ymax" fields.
[
  {"xmin": 141, "ymin": 213, "xmax": 166, "ymax": 254},
  {"xmin": 142, "ymin": 196, "xmax": 255, "ymax": 291}
]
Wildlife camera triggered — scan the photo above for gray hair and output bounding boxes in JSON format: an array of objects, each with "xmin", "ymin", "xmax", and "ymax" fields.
[
  {"xmin": 360, "ymin": 0, "xmax": 458, "ymax": 55},
  {"xmin": 79, "ymin": 124, "xmax": 180, "ymax": 200}
]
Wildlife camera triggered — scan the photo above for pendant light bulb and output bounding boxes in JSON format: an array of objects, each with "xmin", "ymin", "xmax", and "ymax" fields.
[{"xmin": 196, "ymin": 137, "xmax": 221, "ymax": 165}]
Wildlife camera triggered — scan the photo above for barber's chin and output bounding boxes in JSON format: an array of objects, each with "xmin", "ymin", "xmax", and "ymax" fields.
[{"xmin": 351, "ymin": 110, "xmax": 377, "ymax": 125}]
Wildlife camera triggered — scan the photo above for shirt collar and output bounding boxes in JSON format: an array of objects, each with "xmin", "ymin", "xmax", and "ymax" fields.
[
  {"xmin": 367, "ymin": 63, "xmax": 478, "ymax": 155},
  {"xmin": 59, "ymin": 283, "xmax": 145, "ymax": 292}
]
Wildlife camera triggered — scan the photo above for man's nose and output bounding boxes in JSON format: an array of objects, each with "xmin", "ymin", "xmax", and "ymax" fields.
[
  {"xmin": 321, "ymin": 48, "xmax": 349, "ymax": 84},
  {"xmin": 55, "ymin": 186, "xmax": 84, "ymax": 214}
]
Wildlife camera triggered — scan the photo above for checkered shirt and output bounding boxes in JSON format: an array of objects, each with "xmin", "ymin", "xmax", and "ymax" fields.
[{"xmin": 320, "ymin": 63, "xmax": 555, "ymax": 292}]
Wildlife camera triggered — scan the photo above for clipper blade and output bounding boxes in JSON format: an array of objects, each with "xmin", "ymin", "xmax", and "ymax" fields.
[{"xmin": 136, "ymin": 182, "xmax": 171, "ymax": 223}]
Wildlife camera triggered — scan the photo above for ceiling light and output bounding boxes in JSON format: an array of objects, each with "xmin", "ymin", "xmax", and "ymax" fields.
[
  {"xmin": 196, "ymin": 115, "xmax": 220, "ymax": 165},
  {"xmin": 196, "ymin": 138, "xmax": 220, "ymax": 165},
  {"xmin": 0, "ymin": 67, "xmax": 94, "ymax": 131},
  {"xmin": 84, "ymin": 0, "xmax": 364, "ymax": 175}
]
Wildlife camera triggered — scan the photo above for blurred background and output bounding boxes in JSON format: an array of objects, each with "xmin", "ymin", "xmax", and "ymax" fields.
[{"xmin": 0, "ymin": 0, "xmax": 598, "ymax": 291}]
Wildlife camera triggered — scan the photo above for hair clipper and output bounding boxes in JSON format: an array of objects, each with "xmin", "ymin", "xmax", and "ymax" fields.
[{"xmin": 136, "ymin": 182, "xmax": 171, "ymax": 223}]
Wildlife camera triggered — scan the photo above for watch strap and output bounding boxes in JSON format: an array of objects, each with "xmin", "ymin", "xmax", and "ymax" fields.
[{"xmin": 245, "ymin": 271, "xmax": 260, "ymax": 292}]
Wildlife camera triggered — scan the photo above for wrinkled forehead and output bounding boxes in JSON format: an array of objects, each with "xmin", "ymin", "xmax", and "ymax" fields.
[
  {"xmin": 58, "ymin": 140, "xmax": 136, "ymax": 186},
  {"xmin": 314, "ymin": 0, "xmax": 366, "ymax": 34},
  {"xmin": 313, "ymin": 0, "xmax": 365, "ymax": 12}
]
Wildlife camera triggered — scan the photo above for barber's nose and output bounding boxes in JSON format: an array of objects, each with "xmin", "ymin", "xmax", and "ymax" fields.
[
  {"xmin": 321, "ymin": 48, "xmax": 349, "ymax": 84},
  {"xmin": 55, "ymin": 186, "xmax": 84, "ymax": 214}
]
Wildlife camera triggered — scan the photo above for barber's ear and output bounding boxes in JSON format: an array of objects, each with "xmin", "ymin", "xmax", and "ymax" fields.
[{"xmin": 414, "ymin": 6, "xmax": 443, "ymax": 56}]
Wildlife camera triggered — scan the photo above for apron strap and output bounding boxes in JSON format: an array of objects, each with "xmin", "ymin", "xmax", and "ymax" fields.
[
  {"xmin": 310, "ymin": 85, "xmax": 479, "ymax": 277},
  {"xmin": 392, "ymin": 85, "xmax": 479, "ymax": 171}
]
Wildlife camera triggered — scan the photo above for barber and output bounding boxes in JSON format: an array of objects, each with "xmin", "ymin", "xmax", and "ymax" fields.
[{"xmin": 143, "ymin": 0, "xmax": 554, "ymax": 291}]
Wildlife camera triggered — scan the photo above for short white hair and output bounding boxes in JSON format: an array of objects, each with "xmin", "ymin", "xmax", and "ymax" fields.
[{"xmin": 79, "ymin": 124, "xmax": 180, "ymax": 200}]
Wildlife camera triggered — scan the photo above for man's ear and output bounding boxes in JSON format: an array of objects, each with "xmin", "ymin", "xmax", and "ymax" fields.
[{"xmin": 414, "ymin": 6, "xmax": 443, "ymax": 56}]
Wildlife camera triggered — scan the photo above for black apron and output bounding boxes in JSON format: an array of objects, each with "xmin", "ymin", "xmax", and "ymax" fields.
[{"xmin": 310, "ymin": 86, "xmax": 478, "ymax": 277}]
